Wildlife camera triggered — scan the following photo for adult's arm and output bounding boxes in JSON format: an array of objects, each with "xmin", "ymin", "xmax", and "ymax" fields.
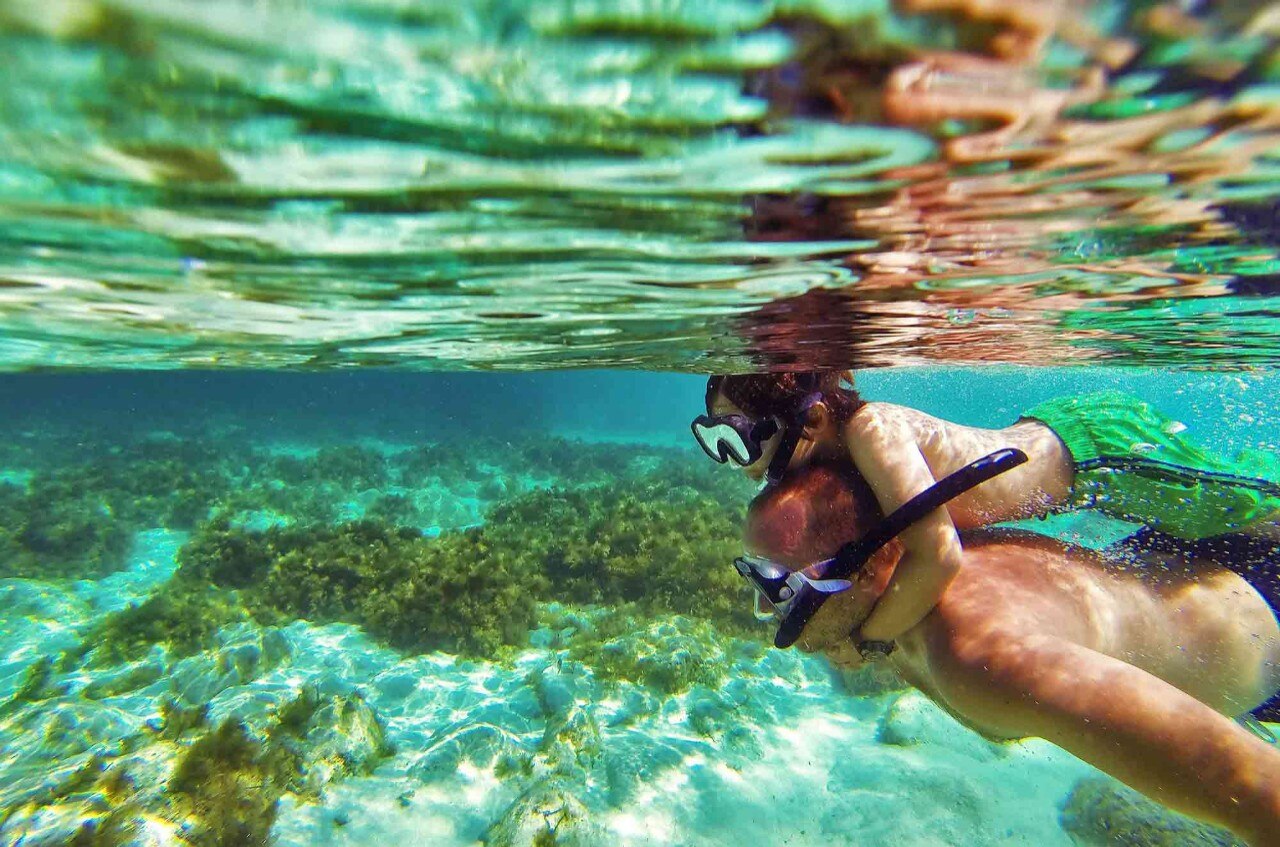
[{"xmin": 931, "ymin": 629, "xmax": 1280, "ymax": 846}]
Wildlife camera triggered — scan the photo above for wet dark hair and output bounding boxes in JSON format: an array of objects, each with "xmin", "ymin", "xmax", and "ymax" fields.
[{"xmin": 706, "ymin": 370, "xmax": 865, "ymax": 424}]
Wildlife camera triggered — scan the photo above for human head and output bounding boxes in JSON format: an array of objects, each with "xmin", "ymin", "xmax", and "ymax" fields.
[
  {"xmin": 744, "ymin": 461, "xmax": 897, "ymax": 654},
  {"xmin": 701, "ymin": 370, "xmax": 864, "ymax": 481}
]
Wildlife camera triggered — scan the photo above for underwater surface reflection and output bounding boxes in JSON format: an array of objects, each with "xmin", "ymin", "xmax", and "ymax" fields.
[{"xmin": 0, "ymin": 0, "xmax": 1279, "ymax": 369}]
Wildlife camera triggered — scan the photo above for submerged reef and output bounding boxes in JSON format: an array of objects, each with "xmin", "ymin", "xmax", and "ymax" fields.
[
  {"xmin": 0, "ymin": 478, "xmax": 132, "ymax": 579},
  {"xmin": 0, "ymin": 678, "xmax": 390, "ymax": 846},
  {"xmin": 85, "ymin": 578, "xmax": 253, "ymax": 666},
  {"xmin": 157, "ymin": 688, "xmax": 391, "ymax": 846},
  {"xmin": 480, "ymin": 477, "xmax": 757, "ymax": 633},
  {"xmin": 0, "ymin": 427, "xmax": 788, "ymax": 845},
  {"xmin": 239, "ymin": 519, "xmax": 536, "ymax": 657},
  {"xmin": 92, "ymin": 467, "xmax": 757, "ymax": 663},
  {"xmin": 0, "ymin": 427, "xmax": 746, "ymax": 583},
  {"xmin": 539, "ymin": 605, "xmax": 772, "ymax": 739},
  {"xmin": 0, "ymin": 436, "xmax": 238, "ymax": 579},
  {"xmin": 29, "ymin": 437, "xmax": 235, "ymax": 530},
  {"xmin": 1060, "ymin": 776, "xmax": 1243, "ymax": 847},
  {"xmin": 86, "ymin": 520, "xmax": 534, "ymax": 661}
]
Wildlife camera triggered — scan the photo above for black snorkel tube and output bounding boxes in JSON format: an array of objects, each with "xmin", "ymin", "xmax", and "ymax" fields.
[
  {"xmin": 761, "ymin": 447, "xmax": 1028, "ymax": 649},
  {"xmin": 764, "ymin": 392, "xmax": 823, "ymax": 486}
]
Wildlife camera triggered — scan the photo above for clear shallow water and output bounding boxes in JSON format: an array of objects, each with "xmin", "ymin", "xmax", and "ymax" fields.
[
  {"xmin": 0, "ymin": 368, "xmax": 1274, "ymax": 846},
  {"xmin": 2, "ymin": 0, "xmax": 1280, "ymax": 844},
  {"xmin": 1, "ymin": 0, "xmax": 1279, "ymax": 369}
]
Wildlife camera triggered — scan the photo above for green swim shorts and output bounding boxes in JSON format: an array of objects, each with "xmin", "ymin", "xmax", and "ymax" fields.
[{"xmin": 1021, "ymin": 391, "xmax": 1280, "ymax": 539}]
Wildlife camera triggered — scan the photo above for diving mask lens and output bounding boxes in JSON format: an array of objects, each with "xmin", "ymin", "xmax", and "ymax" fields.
[
  {"xmin": 733, "ymin": 554, "xmax": 851, "ymax": 619},
  {"xmin": 691, "ymin": 415, "xmax": 778, "ymax": 467}
]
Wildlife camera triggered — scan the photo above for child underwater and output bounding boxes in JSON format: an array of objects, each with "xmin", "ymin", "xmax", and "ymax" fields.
[{"xmin": 692, "ymin": 371, "xmax": 1280, "ymax": 655}]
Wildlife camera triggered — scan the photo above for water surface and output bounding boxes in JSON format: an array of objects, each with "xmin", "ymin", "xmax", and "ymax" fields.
[{"xmin": 2, "ymin": 0, "xmax": 1279, "ymax": 369}]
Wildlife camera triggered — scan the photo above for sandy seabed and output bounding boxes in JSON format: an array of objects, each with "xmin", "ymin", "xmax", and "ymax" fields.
[{"xmin": 1, "ymin": 530, "xmax": 1254, "ymax": 847}]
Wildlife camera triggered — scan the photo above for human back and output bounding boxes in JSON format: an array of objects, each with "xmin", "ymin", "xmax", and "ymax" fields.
[
  {"xmin": 707, "ymin": 373, "xmax": 1280, "ymax": 651},
  {"xmin": 917, "ymin": 528, "xmax": 1280, "ymax": 722},
  {"xmin": 747, "ymin": 462, "xmax": 1280, "ymax": 844},
  {"xmin": 745, "ymin": 460, "xmax": 1280, "ymax": 722}
]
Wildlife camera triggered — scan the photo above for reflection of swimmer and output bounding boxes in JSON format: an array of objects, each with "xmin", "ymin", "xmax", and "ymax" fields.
[
  {"xmin": 745, "ymin": 462, "xmax": 1280, "ymax": 845},
  {"xmin": 693, "ymin": 372, "xmax": 1280, "ymax": 652}
]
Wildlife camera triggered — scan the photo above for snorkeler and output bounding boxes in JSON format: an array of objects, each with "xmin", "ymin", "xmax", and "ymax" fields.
[
  {"xmin": 743, "ymin": 459, "xmax": 1280, "ymax": 846},
  {"xmin": 692, "ymin": 371, "xmax": 1280, "ymax": 654}
]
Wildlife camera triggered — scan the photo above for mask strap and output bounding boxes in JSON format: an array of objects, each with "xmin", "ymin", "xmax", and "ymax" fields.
[{"xmin": 765, "ymin": 392, "xmax": 823, "ymax": 485}]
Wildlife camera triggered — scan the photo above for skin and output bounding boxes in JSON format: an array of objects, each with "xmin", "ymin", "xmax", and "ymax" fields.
[
  {"xmin": 710, "ymin": 390, "xmax": 1075, "ymax": 642},
  {"xmin": 747, "ymin": 464, "xmax": 1280, "ymax": 846}
]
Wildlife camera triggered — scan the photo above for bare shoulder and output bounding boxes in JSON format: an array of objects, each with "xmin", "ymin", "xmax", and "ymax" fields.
[
  {"xmin": 844, "ymin": 401, "xmax": 942, "ymax": 441},
  {"xmin": 924, "ymin": 534, "xmax": 1093, "ymax": 640}
]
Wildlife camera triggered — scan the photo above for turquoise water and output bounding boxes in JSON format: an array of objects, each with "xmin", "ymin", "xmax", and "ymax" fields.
[
  {"xmin": 2, "ymin": 0, "xmax": 1280, "ymax": 845},
  {"xmin": 0, "ymin": 369, "xmax": 1275, "ymax": 845}
]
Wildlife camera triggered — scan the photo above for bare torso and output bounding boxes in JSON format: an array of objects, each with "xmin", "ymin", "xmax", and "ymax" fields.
[
  {"xmin": 894, "ymin": 531, "xmax": 1280, "ymax": 732},
  {"xmin": 750, "ymin": 462, "xmax": 1280, "ymax": 843},
  {"xmin": 846, "ymin": 402, "xmax": 1076, "ymax": 527}
]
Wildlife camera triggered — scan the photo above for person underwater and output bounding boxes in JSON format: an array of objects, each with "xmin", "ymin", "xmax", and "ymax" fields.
[
  {"xmin": 692, "ymin": 370, "xmax": 1280, "ymax": 656},
  {"xmin": 740, "ymin": 459, "xmax": 1280, "ymax": 846}
]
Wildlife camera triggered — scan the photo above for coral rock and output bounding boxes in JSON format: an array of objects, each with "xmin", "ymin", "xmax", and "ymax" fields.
[{"xmin": 1060, "ymin": 776, "xmax": 1243, "ymax": 846}]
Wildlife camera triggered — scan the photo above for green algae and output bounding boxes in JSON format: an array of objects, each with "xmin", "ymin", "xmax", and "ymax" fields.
[
  {"xmin": 167, "ymin": 719, "xmax": 279, "ymax": 847},
  {"xmin": 157, "ymin": 689, "xmax": 388, "ymax": 846},
  {"xmin": 300, "ymin": 445, "xmax": 391, "ymax": 491},
  {"xmin": 1061, "ymin": 775, "xmax": 1243, "ymax": 847},
  {"xmin": 239, "ymin": 519, "xmax": 536, "ymax": 657},
  {"xmin": 363, "ymin": 492, "xmax": 421, "ymax": 524},
  {"xmin": 1, "ymin": 430, "xmax": 747, "ymax": 584},
  {"xmin": 560, "ymin": 609, "xmax": 745, "ymax": 696},
  {"xmin": 0, "ymin": 478, "xmax": 133, "ymax": 579},
  {"xmin": 12, "ymin": 760, "xmax": 144, "ymax": 847},
  {"xmin": 484, "ymin": 781, "xmax": 597, "ymax": 847},
  {"xmin": 0, "ymin": 435, "xmax": 242, "ymax": 579},
  {"xmin": 0, "ymin": 437, "xmax": 393, "ymax": 581},
  {"xmin": 480, "ymin": 475, "xmax": 757, "ymax": 634},
  {"xmin": 115, "ymin": 517, "xmax": 540, "ymax": 659},
  {"xmin": 155, "ymin": 697, "xmax": 212, "ymax": 741},
  {"xmin": 29, "ymin": 437, "xmax": 235, "ymax": 530},
  {"xmin": 265, "ymin": 686, "xmax": 393, "ymax": 797},
  {"xmin": 172, "ymin": 690, "xmax": 389, "ymax": 841},
  {"xmin": 86, "ymin": 451, "xmax": 757, "ymax": 663},
  {"xmin": 0, "ymin": 657, "xmax": 66, "ymax": 714},
  {"xmin": 6, "ymin": 426, "xmax": 762, "ymax": 692},
  {"xmin": 85, "ymin": 579, "xmax": 251, "ymax": 666}
]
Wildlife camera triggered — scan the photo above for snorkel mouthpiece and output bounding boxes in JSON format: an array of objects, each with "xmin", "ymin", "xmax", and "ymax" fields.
[{"xmin": 741, "ymin": 448, "xmax": 1029, "ymax": 650}]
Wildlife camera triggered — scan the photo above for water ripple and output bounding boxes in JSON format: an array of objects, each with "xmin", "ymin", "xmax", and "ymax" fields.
[{"xmin": 0, "ymin": 0, "xmax": 1278, "ymax": 369}]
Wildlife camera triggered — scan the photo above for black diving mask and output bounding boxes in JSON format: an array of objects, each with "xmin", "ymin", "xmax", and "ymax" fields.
[
  {"xmin": 692, "ymin": 392, "xmax": 822, "ymax": 484},
  {"xmin": 736, "ymin": 448, "xmax": 1029, "ymax": 649},
  {"xmin": 691, "ymin": 413, "xmax": 780, "ymax": 467}
]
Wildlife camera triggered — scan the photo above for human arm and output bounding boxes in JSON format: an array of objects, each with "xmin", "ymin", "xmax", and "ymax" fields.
[
  {"xmin": 846, "ymin": 412, "xmax": 964, "ymax": 642},
  {"xmin": 931, "ymin": 629, "xmax": 1280, "ymax": 845}
]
